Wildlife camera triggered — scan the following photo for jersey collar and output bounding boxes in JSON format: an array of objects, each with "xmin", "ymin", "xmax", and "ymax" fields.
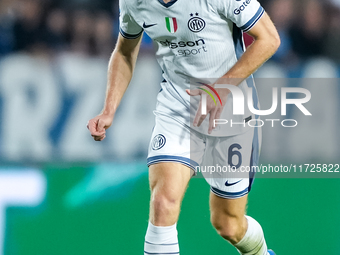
[{"xmin": 157, "ymin": 0, "xmax": 177, "ymax": 8}]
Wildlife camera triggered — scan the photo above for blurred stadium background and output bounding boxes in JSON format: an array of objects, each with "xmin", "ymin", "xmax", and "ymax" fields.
[{"xmin": 0, "ymin": 0, "xmax": 340, "ymax": 254}]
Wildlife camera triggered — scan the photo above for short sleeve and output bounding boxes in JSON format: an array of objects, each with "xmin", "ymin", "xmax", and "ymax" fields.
[
  {"xmin": 221, "ymin": 0, "xmax": 265, "ymax": 32},
  {"xmin": 119, "ymin": 0, "xmax": 143, "ymax": 39}
]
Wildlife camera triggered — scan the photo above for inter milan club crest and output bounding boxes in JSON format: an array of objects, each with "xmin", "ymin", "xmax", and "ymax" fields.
[
  {"xmin": 188, "ymin": 13, "xmax": 206, "ymax": 33},
  {"xmin": 165, "ymin": 17, "xmax": 178, "ymax": 33},
  {"xmin": 152, "ymin": 134, "xmax": 166, "ymax": 150}
]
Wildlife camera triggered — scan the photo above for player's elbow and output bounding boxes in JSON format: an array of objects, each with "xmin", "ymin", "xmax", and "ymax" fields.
[
  {"xmin": 271, "ymin": 32, "xmax": 281, "ymax": 52},
  {"xmin": 266, "ymin": 26, "xmax": 281, "ymax": 53},
  {"xmin": 261, "ymin": 27, "xmax": 281, "ymax": 55},
  {"xmin": 262, "ymin": 32, "xmax": 280, "ymax": 57}
]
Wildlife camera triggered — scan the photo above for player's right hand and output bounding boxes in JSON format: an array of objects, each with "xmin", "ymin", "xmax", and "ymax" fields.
[
  {"xmin": 87, "ymin": 114, "xmax": 114, "ymax": 141},
  {"xmin": 186, "ymin": 87, "xmax": 229, "ymax": 134}
]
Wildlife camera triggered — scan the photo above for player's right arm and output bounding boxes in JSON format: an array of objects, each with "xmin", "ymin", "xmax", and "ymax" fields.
[{"xmin": 87, "ymin": 34, "xmax": 142, "ymax": 141}]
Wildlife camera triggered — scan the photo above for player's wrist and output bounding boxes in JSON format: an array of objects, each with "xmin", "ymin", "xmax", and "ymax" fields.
[
  {"xmin": 101, "ymin": 108, "xmax": 116, "ymax": 118},
  {"xmin": 216, "ymin": 77, "xmax": 243, "ymax": 87}
]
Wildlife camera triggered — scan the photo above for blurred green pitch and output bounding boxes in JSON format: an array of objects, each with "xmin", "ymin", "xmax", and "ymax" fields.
[{"xmin": 4, "ymin": 163, "xmax": 340, "ymax": 255}]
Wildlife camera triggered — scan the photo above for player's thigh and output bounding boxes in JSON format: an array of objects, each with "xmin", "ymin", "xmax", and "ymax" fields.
[{"xmin": 149, "ymin": 162, "xmax": 192, "ymax": 202}]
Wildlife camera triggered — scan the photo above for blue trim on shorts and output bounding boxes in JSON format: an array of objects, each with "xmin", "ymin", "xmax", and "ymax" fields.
[
  {"xmin": 248, "ymin": 132, "xmax": 258, "ymax": 192},
  {"xmin": 211, "ymin": 186, "xmax": 249, "ymax": 199},
  {"xmin": 247, "ymin": 76, "xmax": 260, "ymax": 192},
  {"xmin": 247, "ymin": 81, "xmax": 260, "ymax": 192},
  {"xmin": 247, "ymin": 79, "xmax": 260, "ymax": 192},
  {"xmin": 147, "ymin": 155, "xmax": 199, "ymax": 171}
]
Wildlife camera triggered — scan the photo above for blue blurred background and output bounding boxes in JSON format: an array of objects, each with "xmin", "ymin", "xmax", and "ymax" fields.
[{"xmin": 0, "ymin": 0, "xmax": 340, "ymax": 254}]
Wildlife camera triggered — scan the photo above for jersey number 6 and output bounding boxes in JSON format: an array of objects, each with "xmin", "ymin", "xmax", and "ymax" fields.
[{"xmin": 228, "ymin": 143, "xmax": 242, "ymax": 169}]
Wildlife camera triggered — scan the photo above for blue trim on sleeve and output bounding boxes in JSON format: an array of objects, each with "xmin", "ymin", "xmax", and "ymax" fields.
[
  {"xmin": 119, "ymin": 28, "xmax": 143, "ymax": 39},
  {"xmin": 211, "ymin": 186, "xmax": 249, "ymax": 199},
  {"xmin": 240, "ymin": 6, "xmax": 264, "ymax": 32},
  {"xmin": 147, "ymin": 155, "xmax": 199, "ymax": 171}
]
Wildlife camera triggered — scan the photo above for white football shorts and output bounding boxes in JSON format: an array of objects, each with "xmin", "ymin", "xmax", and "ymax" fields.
[{"xmin": 147, "ymin": 112, "xmax": 262, "ymax": 199}]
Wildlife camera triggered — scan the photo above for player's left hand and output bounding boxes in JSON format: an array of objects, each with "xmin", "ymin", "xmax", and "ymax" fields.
[{"xmin": 186, "ymin": 87, "xmax": 229, "ymax": 134}]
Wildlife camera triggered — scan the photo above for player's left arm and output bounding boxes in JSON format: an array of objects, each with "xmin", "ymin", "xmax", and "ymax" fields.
[{"xmin": 221, "ymin": 12, "xmax": 281, "ymax": 82}]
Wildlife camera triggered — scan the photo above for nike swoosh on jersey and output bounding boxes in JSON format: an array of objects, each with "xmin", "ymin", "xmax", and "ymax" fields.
[
  {"xmin": 143, "ymin": 22, "xmax": 157, "ymax": 28},
  {"xmin": 225, "ymin": 180, "xmax": 242, "ymax": 186}
]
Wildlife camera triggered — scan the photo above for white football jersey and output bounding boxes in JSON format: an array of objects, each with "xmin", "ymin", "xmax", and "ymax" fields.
[{"xmin": 119, "ymin": 0, "xmax": 264, "ymax": 136}]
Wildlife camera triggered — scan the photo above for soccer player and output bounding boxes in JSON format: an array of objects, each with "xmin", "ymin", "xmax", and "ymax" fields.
[{"xmin": 87, "ymin": 0, "xmax": 280, "ymax": 254}]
